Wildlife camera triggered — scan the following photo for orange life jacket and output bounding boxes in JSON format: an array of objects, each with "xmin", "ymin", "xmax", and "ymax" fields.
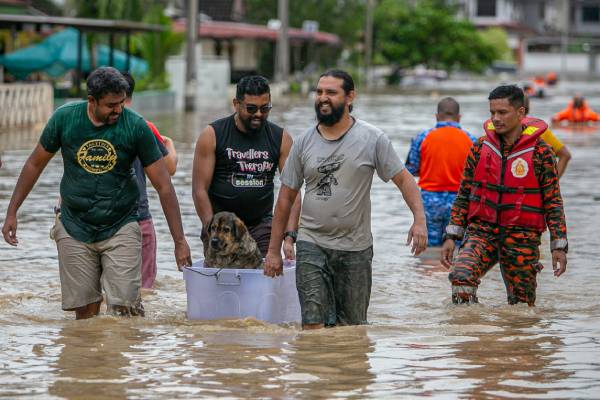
[
  {"xmin": 468, "ymin": 118, "xmax": 546, "ymax": 231},
  {"xmin": 553, "ymin": 100, "xmax": 600, "ymax": 123}
]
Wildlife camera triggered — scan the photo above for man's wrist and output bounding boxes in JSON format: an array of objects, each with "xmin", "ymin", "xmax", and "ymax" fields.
[
  {"xmin": 442, "ymin": 233, "xmax": 461, "ymax": 242},
  {"xmin": 551, "ymin": 239, "xmax": 568, "ymax": 253},
  {"xmin": 283, "ymin": 230, "xmax": 297, "ymax": 243},
  {"xmin": 445, "ymin": 224, "xmax": 465, "ymax": 240}
]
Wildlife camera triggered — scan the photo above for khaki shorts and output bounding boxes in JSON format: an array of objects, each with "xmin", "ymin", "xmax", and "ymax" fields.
[{"xmin": 51, "ymin": 217, "xmax": 142, "ymax": 311}]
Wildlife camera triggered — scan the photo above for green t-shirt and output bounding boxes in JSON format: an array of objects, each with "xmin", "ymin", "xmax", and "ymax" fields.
[{"xmin": 40, "ymin": 101, "xmax": 162, "ymax": 243}]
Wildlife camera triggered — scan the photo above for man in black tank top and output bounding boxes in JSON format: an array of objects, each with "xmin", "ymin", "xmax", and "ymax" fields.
[{"xmin": 192, "ymin": 76, "xmax": 301, "ymax": 258}]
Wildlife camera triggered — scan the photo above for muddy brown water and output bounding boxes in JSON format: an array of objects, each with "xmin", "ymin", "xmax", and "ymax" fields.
[{"xmin": 1, "ymin": 87, "xmax": 599, "ymax": 399}]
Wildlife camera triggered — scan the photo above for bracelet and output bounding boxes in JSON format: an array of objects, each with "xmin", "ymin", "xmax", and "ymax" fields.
[{"xmin": 283, "ymin": 231, "xmax": 297, "ymax": 243}]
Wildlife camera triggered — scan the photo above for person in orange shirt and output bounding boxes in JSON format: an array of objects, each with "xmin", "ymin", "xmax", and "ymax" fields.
[
  {"xmin": 552, "ymin": 95, "xmax": 600, "ymax": 124},
  {"xmin": 406, "ymin": 98, "xmax": 476, "ymax": 246}
]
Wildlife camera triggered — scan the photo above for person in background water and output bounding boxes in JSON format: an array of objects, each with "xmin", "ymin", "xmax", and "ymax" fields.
[
  {"xmin": 192, "ymin": 75, "xmax": 300, "ymax": 260},
  {"xmin": 552, "ymin": 95, "xmax": 600, "ymax": 124},
  {"xmin": 441, "ymin": 85, "xmax": 568, "ymax": 306},
  {"xmin": 264, "ymin": 70, "xmax": 427, "ymax": 329},
  {"xmin": 484, "ymin": 94, "xmax": 572, "ymax": 178},
  {"xmin": 1, "ymin": 67, "xmax": 191, "ymax": 320},
  {"xmin": 122, "ymin": 72, "xmax": 178, "ymax": 289},
  {"xmin": 406, "ymin": 97, "xmax": 476, "ymax": 247}
]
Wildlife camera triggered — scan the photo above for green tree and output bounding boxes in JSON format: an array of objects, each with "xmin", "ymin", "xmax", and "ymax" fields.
[
  {"xmin": 245, "ymin": 0, "xmax": 366, "ymax": 48},
  {"xmin": 70, "ymin": 0, "xmax": 144, "ymax": 21},
  {"xmin": 374, "ymin": 0, "xmax": 498, "ymax": 73},
  {"xmin": 132, "ymin": 6, "xmax": 184, "ymax": 90},
  {"xmin": 478, "ymin": 27, "xmax": 514, "ymax": 62}
]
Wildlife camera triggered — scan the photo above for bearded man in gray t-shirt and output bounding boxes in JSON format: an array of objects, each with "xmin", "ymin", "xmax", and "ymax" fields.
[{"xmin": 264, "ymin": 70, "xmax": 428, "ymax": 329}]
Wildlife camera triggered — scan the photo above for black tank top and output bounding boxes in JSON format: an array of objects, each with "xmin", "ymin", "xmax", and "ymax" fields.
[{"xmin": 209, "ymin": 114, "xmax": 283, "ymax": 226}]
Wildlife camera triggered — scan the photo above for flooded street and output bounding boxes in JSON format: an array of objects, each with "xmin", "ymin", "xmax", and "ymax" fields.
[{"xmin": 1, "ymin": 85, "xmax": 600, "ymax": 399}]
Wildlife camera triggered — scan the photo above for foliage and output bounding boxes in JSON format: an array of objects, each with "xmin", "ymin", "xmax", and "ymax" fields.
[
  {"xmin": 478, "ymin": 27, "xmax": 514, "ymax": 62},
  {"xmin": 70, "ymin": 0, "xmax": 144, "ymax": 21},
  {"xmin": 132, "ymin": 6, "xmax": 184, "ymax": 90},
  {"xmin": 374, "ymin": 0, "xmax": 499, "ymax": 73},
  {"xmin": 71, "ymin": 1, "xmax": 183, "ymax": 90},
  {"xmin": 244, "ymin": 0, "xmax": 366, "ymax": 48}
]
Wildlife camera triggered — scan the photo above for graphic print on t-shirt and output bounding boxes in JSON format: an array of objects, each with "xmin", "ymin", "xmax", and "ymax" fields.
[
  {"xmin": 226, "ymin": 147, "xmax": 275, "ymax": 187},
  {"xmin": 77, "ymin": 139, "xmax": 117, "ymax": 174},
  {"xmin": 315, "ymin": 155, "xmax": 344, "ymax": 199}
]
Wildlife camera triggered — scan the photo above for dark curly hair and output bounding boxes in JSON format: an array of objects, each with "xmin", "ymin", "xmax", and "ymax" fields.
[
  {"xmin": 236, "ymin": 75, "xmax": 270, "ymax": 100},
  {"xmin": 87, "ymin": 67, "xmax": 130, "ymax": 100}
]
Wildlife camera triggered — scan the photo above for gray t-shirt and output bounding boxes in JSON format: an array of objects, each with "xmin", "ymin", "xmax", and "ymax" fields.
[{"xmin": 281, "ymin": 118, "xmax": 405, "ymax": 251}]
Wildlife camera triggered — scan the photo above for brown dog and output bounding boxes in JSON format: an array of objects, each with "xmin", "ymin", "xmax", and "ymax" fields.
[{"xmin": 203, "ymin": 211, "xmax": 264, "ymax": 269}]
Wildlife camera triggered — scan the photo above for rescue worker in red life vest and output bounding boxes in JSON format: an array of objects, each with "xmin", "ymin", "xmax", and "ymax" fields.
[
  {"xmin": 484, "ymin": 94, "xmax": 572, "ymax": 178},
  {"xmin": 441, "ymin": 85, "xmax": 568, "ymax": 306}
]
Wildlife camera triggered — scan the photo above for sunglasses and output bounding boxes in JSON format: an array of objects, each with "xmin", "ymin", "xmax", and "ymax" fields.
[{"xmin": 239, "ymin": 101, "xmax": 273, "ymax": 115}]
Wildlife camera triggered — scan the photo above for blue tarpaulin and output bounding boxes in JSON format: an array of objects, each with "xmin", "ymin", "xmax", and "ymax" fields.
[{"xmin": 0, "ymin": 28, "xmax": 148, "ymax": 79}]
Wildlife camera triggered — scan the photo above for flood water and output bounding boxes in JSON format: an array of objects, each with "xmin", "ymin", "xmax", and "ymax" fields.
[{"xmin": 1, "ymin": 83, "xmax": 600, "ymax": 399}]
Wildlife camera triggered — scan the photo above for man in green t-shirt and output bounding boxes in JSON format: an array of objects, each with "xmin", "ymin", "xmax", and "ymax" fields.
[{"xmin": 1, "ymin": 67, "xmax": 192, "ymax": 319}]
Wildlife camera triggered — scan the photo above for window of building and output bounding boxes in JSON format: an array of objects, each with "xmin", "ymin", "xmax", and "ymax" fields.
[
  {"xmin": 539, "ymin": 2, "xmax": 546, "ymax": 19},
  {"xmin": 477, "ymin": 0, "xmax": 497, "ymax": 17},
  {"xmin": 582, "ymin": 6, "xmax": 600, "ymax": 23}
]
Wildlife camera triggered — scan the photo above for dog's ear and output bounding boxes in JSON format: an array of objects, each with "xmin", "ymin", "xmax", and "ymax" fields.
[
  {"xmin": 233, "ymin": 216, "xmax": 248, "ymax": 241},
  {"xmin": 206, "ymin": 214, "xmax": 216, "ymax": 235}
]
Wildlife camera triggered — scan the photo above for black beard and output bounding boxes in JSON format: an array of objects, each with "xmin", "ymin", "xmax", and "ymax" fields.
[
  {"xmin": 239, "ymin": 115, "xmax": 265, "ymax": 134},
  {"xmin": 315, "ymin": 101, "xmax": 345, "ymax": 126}
]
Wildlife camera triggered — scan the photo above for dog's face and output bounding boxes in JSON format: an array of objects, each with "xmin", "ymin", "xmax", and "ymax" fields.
[{"xmin": 207, "ymin": 212, "xmax": 248, "ymax": 254}]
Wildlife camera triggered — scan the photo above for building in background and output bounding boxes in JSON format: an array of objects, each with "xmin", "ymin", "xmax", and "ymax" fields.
[
  {"xmin": 453, "ymin": 0, "xmax": 600, "ymax": 76},
  {"xmin": 167, "ymin": 0, "xmax": 340, "ymax": 82}
]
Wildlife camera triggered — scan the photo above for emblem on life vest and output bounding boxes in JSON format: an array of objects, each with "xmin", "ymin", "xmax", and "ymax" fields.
[
  {"xmin": 77, "ymin": 139, "xmax": 117, "ymax": 174},
  {"xmin": 511, "ymin": 157, "xmax": 528, "ymax": 178}
]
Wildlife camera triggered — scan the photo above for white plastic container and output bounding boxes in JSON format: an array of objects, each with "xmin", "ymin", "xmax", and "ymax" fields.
[{"xmin": 183, "ymin": 259, "xmax": 301, "ymax": 324}]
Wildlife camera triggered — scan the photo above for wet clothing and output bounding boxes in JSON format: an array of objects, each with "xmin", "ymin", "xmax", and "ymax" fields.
[
  {"xmin": 422, "ymin": 191, "xmax": 457, "ymax": 246},
  {"xmin": 140, "ymin": 218, "xmax": 158, "ymax": 289},
  {"xmin": 469, "ymin": 118, "xmax": 546, "ymax": 231},
  {"xmin": 406, "ymin": 121, "xmax": 476, "ymax": 246},
  {"xmin": 51, "ymin": 217, "xmax": 143, "ymax": 313},
  {"xmin": 133, "ymin": 121, "xmax": 168, "ymax": 222},
  {"xmin": 406, "ymin": 121, "xmax": 476, "ymax": 192},
  {"xmin": 446, "ymin": 125, "xmax": 568, "ymax": 305},
  {"xmin": 449, "ymin": 225, "xmax": 542, "ymax": 305},
  {"xmin": 209, "ymin": 114, "xmax": 283, "ymax": 226},
  {"xmin": 281, "ymin": 118, "xmax": 405, "ymax": 251},
  {"xmin": 296, "ymin": 240, "xmax": 373, "ymax": 326},
  {"xmin": 246, "ymin": 218, "xmax": 273, "ymax": 256},
  {"xmin": 39, "ymin": 101, "xmax": 162, "ymax": 243},
  {"xmin": 282, "ymin": 118, "xmax": 403, "ymax": 326}
]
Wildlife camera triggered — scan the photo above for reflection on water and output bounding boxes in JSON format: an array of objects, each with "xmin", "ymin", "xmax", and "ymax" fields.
[{"xmin": 1, "ymin": 87, "xmax": 600, "ymax": 398}]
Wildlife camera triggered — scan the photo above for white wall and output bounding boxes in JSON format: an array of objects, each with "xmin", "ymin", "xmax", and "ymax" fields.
[
  {"xmin": 522, "ymin": 52, "xmax": 600, "ymax": 74},
  {"xmin": 166, "ymin": 52, "xmax": 230, "ymax": 111}
]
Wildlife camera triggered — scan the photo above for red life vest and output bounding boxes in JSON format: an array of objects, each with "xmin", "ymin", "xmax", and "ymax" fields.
[{"xmin": 468, "ymin": 118, "xmax": 546, "ymax": 231}]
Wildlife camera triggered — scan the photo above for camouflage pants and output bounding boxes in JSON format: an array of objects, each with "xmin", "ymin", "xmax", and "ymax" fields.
[
  {"xmin": 422, "ymin": 190, "xmax": 457, "ymax": 246},
  {"xmin": 448, "ymin": 226, "xmax": 543, "ymax": 306}
]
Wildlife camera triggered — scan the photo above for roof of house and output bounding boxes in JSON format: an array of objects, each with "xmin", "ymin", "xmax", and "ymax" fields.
[
  {"xmin": 0, "ymin": 14, "xmax": 166, "ymax": 32},
  {"xmin": 173, "ymin": 19, "xmax": 340, "ymax": 46}
]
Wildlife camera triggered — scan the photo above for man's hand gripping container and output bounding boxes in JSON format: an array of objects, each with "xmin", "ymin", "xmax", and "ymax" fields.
[{"xmin": 183, "ymin": 259, "xmax": 301, "ymax": 324}]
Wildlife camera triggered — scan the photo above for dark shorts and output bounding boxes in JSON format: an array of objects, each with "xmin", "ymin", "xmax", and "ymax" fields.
[
  {"xmin": 296, "ymin": 240, "xmax": 373, "ymax": 327},
  {"xmin": 246, "ymin": 218, "xmax": 272, "ymax": 257}
]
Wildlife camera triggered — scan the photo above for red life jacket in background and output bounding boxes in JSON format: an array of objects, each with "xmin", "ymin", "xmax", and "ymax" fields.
[{"xmin": 468, "ymin": 118, "xmax": 546, "ymax": 232}]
